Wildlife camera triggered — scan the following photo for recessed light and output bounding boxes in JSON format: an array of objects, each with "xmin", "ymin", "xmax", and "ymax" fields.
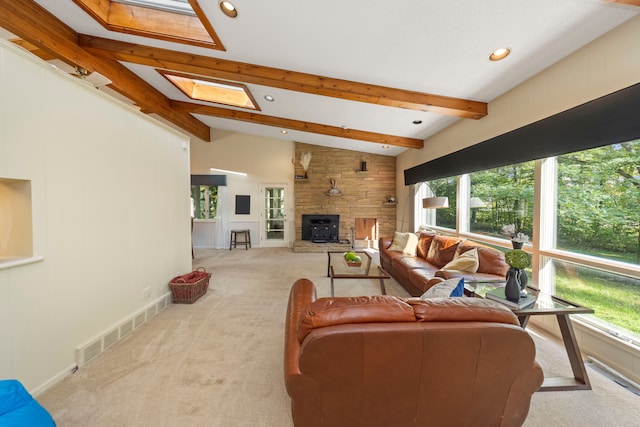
[
  {"xmin": 281, "ymin": 130, "xmax": 288, "ymax": 134},
  {"xmin": 412, "ymin": 120, "xmax": 422, "ymax": 125},
  {"xmin": 264, "ymin": 95, "xmax": 274, "ymax": 102},
  {"xmin": 219, "ymin": 1, "xmax": 238, "ymax": 18},
  {"xmin": 488, "ymin": 47, "xmax": 511, "ymax": 61},
  {"xmin": 382, "ymin": 145, "xmax": 390, "ymax": 149}
]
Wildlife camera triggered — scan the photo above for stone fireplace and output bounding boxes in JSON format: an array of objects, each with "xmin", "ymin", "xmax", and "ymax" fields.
[{"xmin": 293, "ymin": 142, "xmax": 396, "ymax": 252}]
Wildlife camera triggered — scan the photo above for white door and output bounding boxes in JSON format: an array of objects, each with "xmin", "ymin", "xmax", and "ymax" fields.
[{"xmin": 261, "ymin": 184, "xmax": 288, "ymax": 247}]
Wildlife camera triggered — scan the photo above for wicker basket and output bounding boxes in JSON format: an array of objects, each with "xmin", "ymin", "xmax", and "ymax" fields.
[{"xmin": 169, "ymin": 267, "xmax": 211, "ymax": 304}]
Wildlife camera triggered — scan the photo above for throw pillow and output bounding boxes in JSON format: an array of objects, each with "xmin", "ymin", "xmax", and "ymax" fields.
[
  {"xmin": 425, "ymin": 235, "xmax": 460, "ymax": 267},
  {"xmin": 419, "ymin": 278, "xmax": 465, "ymax": 299},
  {"xmin": 416, "ymin": 232, "xmax": 436, "ymax": 259},
  {"xmin": 388, "ymin": 231, "xmax": 419, "ymax": 256},
  {"xmin": 441, "ymin": 247, "xmax": 479, "ymax": 272}
]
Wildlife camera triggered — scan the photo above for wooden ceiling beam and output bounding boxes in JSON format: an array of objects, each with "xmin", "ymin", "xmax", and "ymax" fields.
[
  {"xmin": 605, "ymin": 1, "xmax": 640, "ymax": 6},
  {"xmin": 0, "ymin": 0, "xmax": 211, "ymax": 141},
  {"xmin": 78, "ymin": 35, "xmax": 488, "ymax": 120},
  {"xmin": 9, "ymin": 39, "xmax": 57, "ymax": 61},
  {"xmin": 171, "ymin": 101, "xmax": 424, "ymax": 149}
]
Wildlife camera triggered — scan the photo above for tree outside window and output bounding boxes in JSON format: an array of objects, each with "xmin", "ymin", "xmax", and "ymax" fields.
[
  {"xmin": 191, "ymin": 185, "xmax": 217, "ymax": 219},
  {"xmin": 557, "ymin": 141, "xmax": 639, "ymax": 265},
  {"xmin": 469, "ymin": 161, "xmax": 535, "ymax": 241}
]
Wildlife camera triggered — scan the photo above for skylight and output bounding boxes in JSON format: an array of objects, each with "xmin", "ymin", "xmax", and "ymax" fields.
[
  {"xmin": 113, "ymin": 0, "xmax": 195, "ymax": 16},
  {"xmin": 72, "ymin": 0, "xmax": 224, "ymax": 50},
  {"xmin": 160, "ymin": 71, "xmax": 259, "ymax": 110}
]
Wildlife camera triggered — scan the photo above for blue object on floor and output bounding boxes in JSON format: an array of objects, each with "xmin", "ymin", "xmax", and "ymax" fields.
[{"xmin": 0, "ymin": 379, "xmax": 55, "ymax": 426}]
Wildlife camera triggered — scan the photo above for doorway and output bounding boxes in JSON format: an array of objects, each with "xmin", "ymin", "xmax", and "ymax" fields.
[{"xmin": 261, "ymin": 184, "xmax": 288, "ymax": 247}]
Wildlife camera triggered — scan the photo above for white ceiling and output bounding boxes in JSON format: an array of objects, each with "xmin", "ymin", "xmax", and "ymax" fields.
[{"xmin": 6, "ymin": 1, "xmax": 640, "ymax": 156}]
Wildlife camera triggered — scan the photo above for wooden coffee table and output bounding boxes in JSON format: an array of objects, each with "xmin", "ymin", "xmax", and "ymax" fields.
[
  {"xmin": 327, "ymin": 251, "xmax": 389, "ymax": 297},
  {"xmin": 465, "ymin": 282, "xmax": 594, "ymax": 392}
]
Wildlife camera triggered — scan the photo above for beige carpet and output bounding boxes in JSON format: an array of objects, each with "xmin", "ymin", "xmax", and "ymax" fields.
[{"xmin": 37, "ymin": 248, "xmax": 639, "ymax": 426}]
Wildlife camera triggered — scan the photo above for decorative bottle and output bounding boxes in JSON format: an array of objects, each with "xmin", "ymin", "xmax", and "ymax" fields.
[{"xmin": 504, "ymin": 267, "xmax": 522, "ymax": 302}]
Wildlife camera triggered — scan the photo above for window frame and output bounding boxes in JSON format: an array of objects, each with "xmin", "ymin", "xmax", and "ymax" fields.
[{"xmin": 415, "ymin": 153, "xmax": 640, "ymax": 345}]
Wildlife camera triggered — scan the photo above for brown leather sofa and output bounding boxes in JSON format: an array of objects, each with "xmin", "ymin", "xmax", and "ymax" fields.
[
  {"xmin": 284, "ymin": 278, "xmax": 543, "ymax": 427},
  {"xmin": 379, "ymin": 233, "xmax": 510, "ymax": 296}
]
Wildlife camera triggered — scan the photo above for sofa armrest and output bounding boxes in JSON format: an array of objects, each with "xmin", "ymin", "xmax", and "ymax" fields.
[
  {"xmin": 379, "ymin": 237, "xmax": 393, "ymax": 251},
  {"xmin": 284, "ymin": 279, "xmax": 317, "ymax": 394}
]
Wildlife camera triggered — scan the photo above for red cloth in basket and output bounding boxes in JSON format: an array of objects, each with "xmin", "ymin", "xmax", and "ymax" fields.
[{"xmin": 169, "ymin": 268, "xmax": 211, "ymax": 304}]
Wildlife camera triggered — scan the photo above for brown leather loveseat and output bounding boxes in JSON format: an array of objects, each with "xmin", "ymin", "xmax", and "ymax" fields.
[
  {"xmin": 284, "ymin": 278, "xmax": 543, "ymax": 427},
  {"xmin": 379, "ymin": 232, "xmax": 510, "ymax": 296}
]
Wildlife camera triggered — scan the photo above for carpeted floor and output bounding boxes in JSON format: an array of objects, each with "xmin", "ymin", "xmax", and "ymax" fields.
[{"xmin": 37, "ymin": 248, "xmax": 639, "ymax": 426}]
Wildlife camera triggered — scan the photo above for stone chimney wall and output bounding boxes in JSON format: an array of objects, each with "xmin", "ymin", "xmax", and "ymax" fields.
[{"xmin": 294, "ymin": 142, "xmax": 397, "ymax": 243}]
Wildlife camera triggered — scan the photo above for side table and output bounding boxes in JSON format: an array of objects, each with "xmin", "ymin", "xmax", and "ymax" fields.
[{"xmin": 466, "ymin": 282, "xmax": 594, "ymax": 392}]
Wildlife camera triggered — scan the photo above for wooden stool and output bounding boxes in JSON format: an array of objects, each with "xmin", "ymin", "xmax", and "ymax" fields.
[{"xmin": 230, "ymin": 229, "xmax": 251, "ymax": 250}]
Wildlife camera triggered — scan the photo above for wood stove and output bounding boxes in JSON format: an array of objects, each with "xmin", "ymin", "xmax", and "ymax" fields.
[{"xmin": 302, "ymin": 214, "xmax": 339, "ymax": 243}]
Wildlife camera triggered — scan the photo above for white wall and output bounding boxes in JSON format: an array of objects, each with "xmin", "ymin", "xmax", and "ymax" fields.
[
  {"xmin": 395, "ymin": 15, "xmax": 640, "ymax": 383},
  {"xmin": 0, "ymin": 40, "xmax": 193, "ymax": 392},
  {"xmin": 190, "ymin": 131, "xmax": 295, "ymax": 248}
]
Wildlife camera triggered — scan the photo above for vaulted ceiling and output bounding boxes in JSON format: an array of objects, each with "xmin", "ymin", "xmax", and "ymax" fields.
[{"xmin": 1, "ymin": 0, "xmax": 639, "ymax": 156}]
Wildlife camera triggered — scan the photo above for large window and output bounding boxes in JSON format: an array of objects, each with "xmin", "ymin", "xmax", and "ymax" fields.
[
  {"xmin": 191, "ymin": 185, "xmax": 218, "ymax": 219},
  {"xmin": 551, "ymin": 259, "xmax": 640, "ymax": 341},
  {"xmin": 469, "ymin": 161, "xmax": 534, "ymax": 241},
  {"xmin": 557, "ymin": 141, "xmax": 639, "ymax": 264},
  {"xmin": 416, "ymin": 140, "xmax": 640, "ymax": 344},
  {"xmin": 417, "ymin": 177, "xmax": 456, "ymax": 230}
]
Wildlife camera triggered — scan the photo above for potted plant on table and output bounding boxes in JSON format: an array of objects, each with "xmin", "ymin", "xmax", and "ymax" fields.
[
  {"xmin": 501, "ymin": 224, "xmax": 529, "ymax": 249},
  {"xmin": 504, "ymin": 249, "xmax": 531, "ymax": 302}
]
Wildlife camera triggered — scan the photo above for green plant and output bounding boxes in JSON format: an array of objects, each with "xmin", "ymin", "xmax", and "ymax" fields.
[{"xmin": 504, "ymin": 249, "xmax": 531, "ymax": 269}]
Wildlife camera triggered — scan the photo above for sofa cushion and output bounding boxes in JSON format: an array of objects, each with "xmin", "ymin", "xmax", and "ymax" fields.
[
  {"xmin": 425, "ymin": 235, "xmax": 461, "ymax": 267},
  {"xmin": 388, "ymin": 231, "xmax": 419, "ymax": 256},
  {"xmin": 393, "ymin": 255, "xmax": 434, "ymax": 271},
  {"xmin": 441, "ymin": 247, "xmax": 479, "ymax": 272},
  {"xmin": 408, "ymin": 298, "xmax": 519, "ymax": 325},
  {"xmin": 456, "ymin": 243, "xmax": 509, "ymax": 276},
  {"xmin": 419, "ymin": 277, "xmax": 465, "ymax": 298},
  {"xmin": 297, "ymin": 295, "xmax": 416, "ymax": 342},
  {"xmin": 416, "ymin": 231, "xmax": 436, "ymax": 259}
]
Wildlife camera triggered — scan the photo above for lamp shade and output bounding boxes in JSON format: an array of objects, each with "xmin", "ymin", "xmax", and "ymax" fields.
[
  {"xmin": 422, "ymin": 197, "xmax": 449, "ymax": 209},
  {"xmin": 469, "ymin": 197, "xmax": 486, "ymax": 208}
]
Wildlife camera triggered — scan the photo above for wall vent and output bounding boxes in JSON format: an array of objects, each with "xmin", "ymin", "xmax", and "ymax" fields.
[
  {"xmin": 75, "ymin": 292, "xmax": 171, "ymax": 367},
  {"xmin": 81, "ymin": 340, "xmax": 102, "ymax": 364},
  {"xmin": 134, "ymin": 312, "xmax": 146, "ymax": 329},
  {"xmin": 120, "ymin": 319, "xmax": 134, "ymax": 338},
  {"xmin": 146, "ymin": 305, "xmax": 157, "ymax": 319},
  {"xmin": 103, "ymin": 328, "xmax": 119, "ymax": 350}
]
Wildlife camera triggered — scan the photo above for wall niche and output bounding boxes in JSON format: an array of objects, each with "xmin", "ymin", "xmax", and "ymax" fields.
[{"xmin": 0, "ymin": 178, "xmax": 33, "ymax": 260}]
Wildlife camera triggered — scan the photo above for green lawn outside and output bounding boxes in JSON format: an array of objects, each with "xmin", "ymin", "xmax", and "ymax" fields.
[{"xmin": 555, "ymin": 267, "xmax": 640, "ymax": 338}]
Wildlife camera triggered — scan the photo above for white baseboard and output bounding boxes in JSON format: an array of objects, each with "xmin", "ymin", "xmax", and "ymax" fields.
[
  {"xmin": 75, "ymin": 292, "xmax": 172, "ymax": 367},
  {"xmin": 31, "ymin": 292, "xmax": 172, "ymax": 397}
]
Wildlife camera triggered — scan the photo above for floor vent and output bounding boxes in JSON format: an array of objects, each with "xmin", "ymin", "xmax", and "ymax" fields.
[{"xmin": 75, "ymin": 292, "xmax": 171, "ymax": 367}]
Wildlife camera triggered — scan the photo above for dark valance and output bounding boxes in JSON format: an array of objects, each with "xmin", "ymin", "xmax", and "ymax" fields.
[
  {"xmin": 404, "ymin": 82, "xmax": 640, "ymax": 185},
  {"xmin": 190, "ymin": 175, "xmax": 227, "ymax": 186}
]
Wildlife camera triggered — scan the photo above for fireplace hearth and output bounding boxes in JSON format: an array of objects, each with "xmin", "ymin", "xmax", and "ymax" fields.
[{"xmin": 302, "ymin": 214, "xmax": 339, "ymax": 243}]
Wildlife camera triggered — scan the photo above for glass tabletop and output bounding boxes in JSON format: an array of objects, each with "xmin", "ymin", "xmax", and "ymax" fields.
[
  {"xmin": 327, "ymin": 251, "xmax": 390, "ymax": 278},
  {"xmin": 465, "ymin": 281, "xmax": 593, "ymax": 315}
]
